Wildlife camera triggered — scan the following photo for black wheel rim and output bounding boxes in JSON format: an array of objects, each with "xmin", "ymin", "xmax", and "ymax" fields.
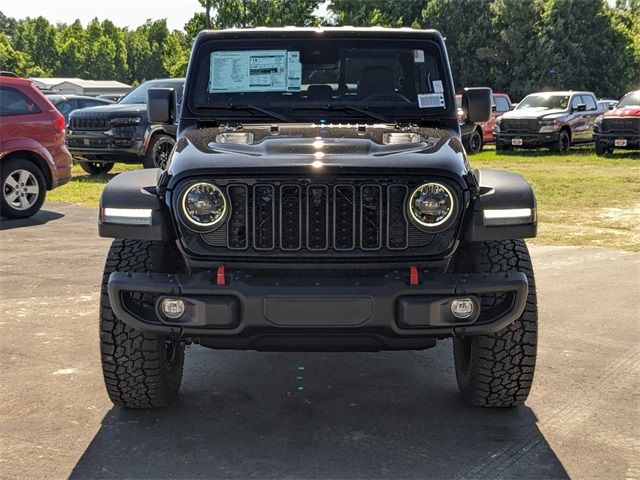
[
  {"xmin": 560, "ymin": 134, "xmax": 569, "ymax": 152},
  {"xmin": 470, "ymin": 132, "xmax": 481, "ymax": 152},
  {"xmin": 154, "ymin": 140, "xmax": 174, "ymax": 169}
]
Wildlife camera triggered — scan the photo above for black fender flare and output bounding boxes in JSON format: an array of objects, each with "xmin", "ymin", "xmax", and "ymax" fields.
[
  {"xmin": 463, "ymin": 169, "xmax": 537, "ymax": 242},
  {"xmin": 98, "ymin": 168, "xmax": 171, "ymax": 241}
]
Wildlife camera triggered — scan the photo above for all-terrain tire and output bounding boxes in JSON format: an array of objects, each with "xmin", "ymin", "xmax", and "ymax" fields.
[
  {"xmin": 452, "ymin": 240, "xmax": 537, "ymax": 407},
  {"xmin": 79, "ymin": 161, "xmax": 114, "ymax": 175},
  {"xmin": 100, "ymin": 239, "xmax": 185, "ymax": 408}
]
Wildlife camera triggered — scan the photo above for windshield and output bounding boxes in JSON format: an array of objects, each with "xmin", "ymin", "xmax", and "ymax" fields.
[
  {"xmin": 119, "ymin": 80, "xmax": 184, "ymax": 105},
  {"xmin": 516, "ymin": 93, "xmax": 570, "ymax": 110},
  {"xmin": 617, "ymin": 91, "xmax": 640, "ymax": 108},
  {"xmin": 189, "ymin": 38, "xmax": 452, "ymax": 122}
]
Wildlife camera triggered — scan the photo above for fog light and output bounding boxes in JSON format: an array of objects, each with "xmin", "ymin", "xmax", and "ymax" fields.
[
  {"xmin": 451, "ymin": 298, "xmax": 476, "ymax": 319},
  {"xmin": 161, "ymin": 298, "xmax": 185, "ymax": 319}
]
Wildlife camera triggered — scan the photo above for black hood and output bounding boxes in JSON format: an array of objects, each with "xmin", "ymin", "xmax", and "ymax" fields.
[
  {"xmin": 69, "ymin": 103, "xmax": 147, "ymax": 118},
  {"xmin": 167, "ymin": 124, "xmax": 470, "ymax": 189}
]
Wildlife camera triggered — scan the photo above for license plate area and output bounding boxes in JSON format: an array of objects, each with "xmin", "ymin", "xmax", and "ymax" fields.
[
  {"xmin": 512, "ymin": 138, "xmax": 523, "ymax": 146},
  {"xmin": 615, "ymin": 139, "xmax": 627, "ymax": 147},
  {"xmin": 263, "ymin": 296, "xmax": 373, "ymax": 326}
]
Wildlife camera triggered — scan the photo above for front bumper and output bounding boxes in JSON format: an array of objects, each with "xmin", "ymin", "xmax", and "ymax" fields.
[
  {"xmin": 495, "ymin": 132, "xmax": 559, "ymax": 148},
  {"xmin": 66, "ymin": 127, "xmax": 146, "ymax": 160},
  {"xmin": 108, "ymin": 268, "xmax": 528, "ymax": 351},
  {"xmin": 593, "ymin": 132, "xmax": 640, "ymax": 149}
]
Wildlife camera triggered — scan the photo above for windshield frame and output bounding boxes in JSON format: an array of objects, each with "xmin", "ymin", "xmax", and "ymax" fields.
[{"xmin": 183, "ymin": 36, "xmax": 457, "ymax": 124}]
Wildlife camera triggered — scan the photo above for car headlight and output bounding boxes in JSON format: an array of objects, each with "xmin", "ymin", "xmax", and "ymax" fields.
[
  {"xmin": 180, "ymin": 182, "xmax": 227, "ymax": 229},
  {"xmin": 110, "ymin": 116, "xmax": 141, "ymax": 125},
  {"xmin": 408, "ymin": 182, "xmax": 455, "ymax": 229},
  {"xmin": 538, "ymin": 119, "xmax": 558, "ymax": 133}
]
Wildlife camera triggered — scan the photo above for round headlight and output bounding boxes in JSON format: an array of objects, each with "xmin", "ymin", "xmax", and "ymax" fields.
[
  {"xmin": 181, "ymin": 182, "xmax": 227, "ymax": 228},
  {"xmin": 408, "ymin": 182, "xmax": 455, "ymax": 228}
]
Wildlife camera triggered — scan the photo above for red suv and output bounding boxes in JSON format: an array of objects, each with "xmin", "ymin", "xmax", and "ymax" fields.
[{"xmin": 0, "ymin": 73, "xmax": 72, "ymax": 219}]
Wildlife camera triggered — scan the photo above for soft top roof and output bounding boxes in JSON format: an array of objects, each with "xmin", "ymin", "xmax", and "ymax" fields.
[{"xmin": 194, "ymin": 27, "xmax": 444, "ymax": 43}]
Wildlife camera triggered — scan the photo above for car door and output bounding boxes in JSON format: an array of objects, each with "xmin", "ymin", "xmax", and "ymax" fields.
[
  {"xmin": 569, "ymin": 94, "xmax": 589, "ymax": 142},
  {"xmin": 0, "ymin": 86, "xmax": 51, "ymax": 150},
  {"xmin": 580, "ymin": 95, "xmax": 599, "ymax": 140}
]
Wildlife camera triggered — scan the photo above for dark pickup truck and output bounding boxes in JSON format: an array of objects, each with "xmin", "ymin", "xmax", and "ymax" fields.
[
  {"xmin": 66, "ymin": 78, "xmax": 184, "ymax": 174},
  {"xmin": 96, "ymin": 28, "xmax": 538, "ymax": 409},
  {"xmin": 494, "ymin": 90, "xmax": 600, "ymax": 153}
]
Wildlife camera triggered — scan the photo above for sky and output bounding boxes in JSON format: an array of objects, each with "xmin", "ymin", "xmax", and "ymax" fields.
[{"xmin": 2, "ymin": 0, "xmax": 204, "ymax": 31}]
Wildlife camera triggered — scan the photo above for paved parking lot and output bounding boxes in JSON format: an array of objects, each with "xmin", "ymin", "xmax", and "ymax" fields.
[{"xmin": 1, "ymin": 202, "xmax": 638, "ymax": 479}]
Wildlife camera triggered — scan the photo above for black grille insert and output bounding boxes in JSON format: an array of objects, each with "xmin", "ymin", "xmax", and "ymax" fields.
[{"xmin": 193, "ymin": 179, "xmax": 455, "ymax": 258}]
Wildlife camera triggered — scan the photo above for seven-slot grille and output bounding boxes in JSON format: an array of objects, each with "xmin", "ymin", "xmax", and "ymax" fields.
[
  {"xmin": 500, "ymin": 119, "xmax": 540, "ymax": 133},
  {"xmin": 69, "ymin": 116, "xmax": 111, "ymax": 131},
  {"xmin": 186, "ymin": 179, "xmax": 460, "ymax": 259}
]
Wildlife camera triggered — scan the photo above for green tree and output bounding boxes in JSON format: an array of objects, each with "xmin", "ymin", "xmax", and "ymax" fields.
[
  {"xmin": 0, "ymin": 32, "xmax": 29, "ymax": 75},
  {"xmin": 329, "ymin": 0, "xmax": 424, "ymax": 27},
  {"xmin": 13, "ymin": 16, "xmax": 60, "ymax": 75}
]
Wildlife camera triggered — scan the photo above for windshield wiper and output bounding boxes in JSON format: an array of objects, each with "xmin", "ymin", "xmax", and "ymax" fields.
[
  {"xmin": 228, "ymin": 103, "xmax": 292, "ymax": 122},
  {"xmin": 293, "ymin": 104, "xmax": 393, "ymax": 123}
]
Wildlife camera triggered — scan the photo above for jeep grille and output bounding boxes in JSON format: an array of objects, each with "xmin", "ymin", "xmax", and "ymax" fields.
[{"xmin": 174, "ymin": 178, "xmax": 462, "ymax": 261}]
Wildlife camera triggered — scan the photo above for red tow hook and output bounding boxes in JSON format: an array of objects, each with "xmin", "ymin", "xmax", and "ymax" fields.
[
  {"xmin": 409, "ymin": 265, "xmax": 420, "ymax": 286},
  {"xmin": 216, "ymin": 265, "xmax": 226, "ymax": 286}
]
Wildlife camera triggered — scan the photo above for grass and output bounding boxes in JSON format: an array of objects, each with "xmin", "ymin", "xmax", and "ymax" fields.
[{"xmin": 48, "ymin": 146, "xmax": 640, "ymax": 252}]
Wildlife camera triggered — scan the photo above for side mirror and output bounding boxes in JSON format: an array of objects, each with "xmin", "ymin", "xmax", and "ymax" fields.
[
  {"xmin": 147, "ymin": 88, "xmax": 175, "ymax": 123},
  {"xmin": 575, "ymin": 103, "xmax": 587, "ymax": 112},
  {"xmin": 462, "ymin": 87, "xmax": 492, "ymax": 123},
  {"xmin": 491, "ymin": 104, "xmax": 497, "ymax": 112},
  {"xmin": 608, "ymin": 105, "xmax": 615, "ymax": 110}
]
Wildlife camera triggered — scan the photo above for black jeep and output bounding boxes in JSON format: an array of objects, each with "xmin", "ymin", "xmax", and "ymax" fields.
[
  {"xmin": 97, "ymin": 28, "xmax": 538, "ymax": 409},
  {"xmin": 67, "ymin": 78, "xmax": 184, "ymax": 175}
]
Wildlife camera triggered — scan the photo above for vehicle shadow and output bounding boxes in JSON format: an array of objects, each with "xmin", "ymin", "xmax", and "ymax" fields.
[
  {"xmin": 70, "ymin": 345, "xmax": 568, "ymax": 479},
  {"xmin": 0, "ymin": 209, "xmax": 64, "ymax": 230}
]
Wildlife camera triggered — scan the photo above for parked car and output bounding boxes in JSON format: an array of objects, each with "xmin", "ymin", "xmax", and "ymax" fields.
[
  {"xmin": 484, "ymin": 93, "xmax": 513, "ymax": 142},
  {"xmin": 494, "ymin": 91, "xmax": 600, "ymax": 153},
  {"xmin": 456, "ymin": 92, "xmax": 513, "ymax": 151},
  {"xmin": 46, "ymin": 94, "xmax": 114, "ymax": 121},
  {"xmin": 597, "ymin": 98, "xmax": 618, "ymax": 111},
  {"xmin": 0, "ymin": 73, "xmax": 72, "ymax": 218},
  {"xmin": 66, "ymin": 78, "xmax": 184, "ymax": 175},
  {"xmin": 455, "ymin": 94, "xmax": 484, "ymax": 153},
  {"xmin": 594, "ymin": 90, "xmax": 640, "ymax": 155},
  {"xmin": 97, "ymin": 27, "xmax": 538, "ymax": 409}
]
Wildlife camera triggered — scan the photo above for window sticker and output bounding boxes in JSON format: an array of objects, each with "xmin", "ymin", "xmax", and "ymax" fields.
[
  {"xmin": 209, "ymin": 50, "xmax": 302, "ymax": 93},
  {"xmin": 413, "ymin": 49, "xmax": 425, "ymax": 63},
  {"xmin": 418, "ymin": 93, "xmax": 445, "ymax": 108},
  {"xmin": 432, "ymin": 80, "xmax": 444, "ymax": 93}
]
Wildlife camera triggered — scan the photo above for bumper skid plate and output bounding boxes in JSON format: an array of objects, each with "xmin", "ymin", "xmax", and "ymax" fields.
[{"xmin": 108, "ymin": 269, "xmax": 529, "ymax": 349}]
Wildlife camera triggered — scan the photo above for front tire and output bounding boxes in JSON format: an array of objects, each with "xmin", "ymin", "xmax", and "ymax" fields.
[
  {"xmin": 595, "ymin": 142, "xmax": 612, "ymax": 157},
  {"xmin": 452, "ymin": 240, "xmax": 538, "ymax": 407},
  {"xmin": 143, "ymin": 134, "xmax": 175, "ymax": 169},
  {"xmin": 79, "ymin": 161, "xmax": 114, "ymax": 175},
  {"xmin": 463, "ymin": 128, "xmax": 483, "ymax": 154},
  {"xmin": 551, "ymin": 130, "xmax": 571, "ymax": 154},
  {"xmin": 1, "ymin": 157, "xmax": 47, "ymax": 219},
  {"xmin": 100, "ymin": 239, "xmax": 185, "ymax": 408}
]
